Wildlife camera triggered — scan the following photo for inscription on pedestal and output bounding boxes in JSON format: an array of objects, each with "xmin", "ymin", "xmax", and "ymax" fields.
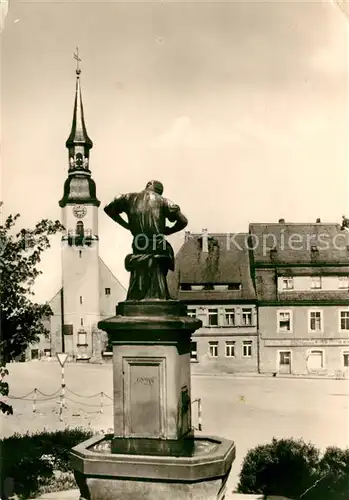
[{"xmin": 124, "ymin": 357, "xmax": 166, "ymax": 438}]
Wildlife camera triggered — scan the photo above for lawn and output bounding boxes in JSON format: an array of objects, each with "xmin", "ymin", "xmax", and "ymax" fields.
[{"xmin": 2, "ymin": 361, "xmax": 348, "ymax": 491}]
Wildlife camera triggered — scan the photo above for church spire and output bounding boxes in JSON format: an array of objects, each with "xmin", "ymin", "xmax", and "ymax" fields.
[
  {"xmin": 66, "ymin": 48, "xmax": 93, "ymax": 173},
  {"xmin": 59, "ymin": 49, "xmax": 100, "ymax": 208}
]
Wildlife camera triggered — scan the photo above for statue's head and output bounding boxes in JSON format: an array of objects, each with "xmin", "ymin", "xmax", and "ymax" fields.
[{"xmin": 145, "ymin": 180, "xmax": 164, "ymax": 195}]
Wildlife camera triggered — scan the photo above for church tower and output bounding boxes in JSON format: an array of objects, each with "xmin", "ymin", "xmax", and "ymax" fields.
[{"xmin": 59, "ymin": 56, "xmax": 101, "ymax": 359}]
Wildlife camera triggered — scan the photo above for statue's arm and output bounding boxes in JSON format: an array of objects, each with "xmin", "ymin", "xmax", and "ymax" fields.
[
  {"xmin": 164, "ymin": 203, "xmax": 188, "ymax": 236},
  {"xmin": 104, "ymin": 196, "xmax": 130, "ymax": 231}
]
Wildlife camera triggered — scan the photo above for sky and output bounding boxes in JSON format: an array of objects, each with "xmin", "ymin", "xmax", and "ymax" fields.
[{"xmin": 1, "ymin": 0, "xmax": 349, "ymax": 302}]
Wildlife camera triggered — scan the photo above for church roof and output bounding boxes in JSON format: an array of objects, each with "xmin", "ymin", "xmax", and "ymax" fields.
[
  {"xmin": 66, "ymin": 68, "xmax": 93, "ymax": 149},
  {"xmin": 98, "ymin": 258, "xmax": 127, "ymax": 292}
]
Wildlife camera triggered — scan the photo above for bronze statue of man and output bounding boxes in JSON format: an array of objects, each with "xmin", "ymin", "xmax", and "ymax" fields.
[{"xmin": 104, "ymin": 180, "xmax": 188, "ymax": 301}]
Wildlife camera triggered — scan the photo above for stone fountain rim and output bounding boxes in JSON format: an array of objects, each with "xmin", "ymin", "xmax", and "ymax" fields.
[{"xmin": 70, "ymin": 434, "xmax": 236, "ymax": 482}]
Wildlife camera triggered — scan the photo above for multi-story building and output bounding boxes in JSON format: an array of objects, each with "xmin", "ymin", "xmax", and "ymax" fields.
[
  {"xmin": 26, "ymin": 65, "xmax": 126, "ymax": 362},
  {"xmin": 249, "ymin": 220, "xmax": 349, "ymax": 377},
  {"xmin": 168, "ymin": 230, "xmax": 258, "ymax": 373}
]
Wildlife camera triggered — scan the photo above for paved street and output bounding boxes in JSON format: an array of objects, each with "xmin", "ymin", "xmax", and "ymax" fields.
[{"xmin": 2, "ymin": 361, "xmax": 349, "ymax": 491}]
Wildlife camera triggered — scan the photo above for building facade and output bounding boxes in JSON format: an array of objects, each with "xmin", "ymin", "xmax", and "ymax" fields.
[
  {"xmin": 26, "ymin": 66, "xmax": 126, "ymax": 362},
  {"xmin": 249, "ymin": 220, "xmax": 349, "ymax": 377},
  {"xmin": 168, "ymin": 231, "xmax": 258, "ymax": 373}
]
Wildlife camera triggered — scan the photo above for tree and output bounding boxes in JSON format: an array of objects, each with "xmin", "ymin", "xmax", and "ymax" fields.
[
  {"xmin": 341, "ymin": 215, "xmax": 349, "ymax": 230},
  {"xmin": 0, "ymin": 213, "xmax": 64, "ymax": 414}
]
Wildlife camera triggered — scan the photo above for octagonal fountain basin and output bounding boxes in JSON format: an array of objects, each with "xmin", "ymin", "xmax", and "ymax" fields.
[{"xmin": 70, "ymin": 434, "xmax": 236, "ymax": 482}]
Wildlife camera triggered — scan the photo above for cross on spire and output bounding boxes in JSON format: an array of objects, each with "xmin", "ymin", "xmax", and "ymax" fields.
[{"xmin": 73, "ymin": 47, "xmax": 82, "ymax": 75}]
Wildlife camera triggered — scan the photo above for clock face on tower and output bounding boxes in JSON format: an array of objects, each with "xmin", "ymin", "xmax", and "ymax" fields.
[{"xmin": 72, "ymin": 205, "xmax": 87, "ymax": 219}]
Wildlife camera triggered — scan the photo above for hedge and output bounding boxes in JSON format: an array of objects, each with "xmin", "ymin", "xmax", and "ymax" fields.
[
  {"xmin": 0, "ymin": 427, "xmax": 93, "ymax": 499},
  {"xmin": 237, "ymin": 437, "xmax": 349, "ymax": 500}
]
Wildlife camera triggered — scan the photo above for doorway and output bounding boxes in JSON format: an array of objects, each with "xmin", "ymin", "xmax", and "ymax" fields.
[
  {"xmin": 278, "ymin": 350, "xmax": 291, "ymax": 374},
  {"xmin": 307, "ymin": 350, "xmax": 324, "ymax": 371}
]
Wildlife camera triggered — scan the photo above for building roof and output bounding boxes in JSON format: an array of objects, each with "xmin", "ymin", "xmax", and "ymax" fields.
[
  {"xmin": 168, "ymin": 233, "xmax": 256, "ymax": 302},
  {"xmin": 98, "ymin": 257, "xmax": 127, "ymax": 293},
  {"xmin": 249, "ymin": 222, "xmax": 349, "ymax": 265}
]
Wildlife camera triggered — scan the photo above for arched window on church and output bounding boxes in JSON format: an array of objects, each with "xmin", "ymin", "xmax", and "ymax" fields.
[{"xmin": 76, "ymin": 221, "xmax": 84, "ymax": 238}]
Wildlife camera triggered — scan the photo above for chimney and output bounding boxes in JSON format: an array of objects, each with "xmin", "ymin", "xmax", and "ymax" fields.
[
  {"xmin": 278, "ymin": 218, "xmax": 285, "ymax": 224},
  {"xmin": 202, "ymin": 228, "xmax": 208, "ymax": 253},
  {"xmin": 316, "ymin": 218, "xmax": 321, "ymax": 223},
  {"xmin": 184, "ymin": 231, "xmax": 191, "ymax": 242}
]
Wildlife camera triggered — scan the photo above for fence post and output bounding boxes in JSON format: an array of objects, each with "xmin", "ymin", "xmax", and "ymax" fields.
[
  {"xmin": 100, "ymin": 391, "xmax": 104, "ymax": 414},
  {"xmin": 56, "ymin": 353, "xmax": 68, "ymax": 419},
  {"xmin": 59, "ymin": 390, "xmax": 63, "ymax": 421},
  {"xmin": 33, "ymin": 388, "xmax": 37, "ymax": 413}
]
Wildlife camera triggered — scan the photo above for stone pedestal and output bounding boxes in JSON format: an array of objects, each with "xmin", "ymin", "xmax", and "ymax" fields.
[
  {"xmin": 107, "ymin": 300, "xmax": 196, "ymax": 445},
  {"xmin": 70, "ymin": 300, "xmax": 236, "ymax": 499}
]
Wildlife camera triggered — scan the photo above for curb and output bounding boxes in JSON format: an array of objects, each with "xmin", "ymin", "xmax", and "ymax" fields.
[
  {"xmin": 191, "ymin": 372, "xmax": 348, "ymax": 380},
  {"xmin": 31, "ymin": 490, "xmax": 291, "ymax": 500}
]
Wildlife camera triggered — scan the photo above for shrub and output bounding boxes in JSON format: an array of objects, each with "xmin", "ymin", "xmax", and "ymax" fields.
[
  {"xmin": 237, "ymin": 438, "xmax": 349, "ymax": 500},
  {"xmin": 237, "ymin": 438, "xmax": 320, "ymax": 499},
  {"xmin": 305, "ymin": 447, "xmax": 349, "ymax": 500},
  {"xmin": 0, "ymin": 427, "xmax": 93, "ymax": 499}
]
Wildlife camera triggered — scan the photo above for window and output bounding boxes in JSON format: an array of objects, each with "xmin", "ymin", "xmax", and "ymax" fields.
[
  {"xmin": 242, "ymin": 308, "xmax": 252, "ymax": 326},
  {"xmin": 80, "ymin": 318, "xmax": 84, "ymax": 326},
  {"xmin": 80, "ymin": 296, "xmax": 83, "ymax": 305},
  {"xmin": 187, "ymin": 308, "xmax": 196, "ymax": 318},
  {"xmin": 208, "ymin": 308, "xmax": 219, "ymax": 326},
  {"xmin": 242, "ymin": 341, "xmax": 252, "ymax": 357},
  {"xmin": 343, "ymin": 352, "xmax": 349, "ymax": 368},
  {"xmin": 190, "ymin": 341, "xmax": 198, "ymax": 361},
  {"xmin": 180, "ymin": 284, "xmax": 192, "ymax": 291},
  {"xmin": 78, "ymin": 330, "xmax": 87, "ymax": 345},
  {"xmin": 63, "ymin": 324, "xmax": 73, "ymax": 335},
  {"xmin": 282, "ymin": 277, "xmax": 294, "ymax": 290},
  {"xmin": 277, "ymin": 311, "xmax": 292, "ymax": 332},
  {"xmin": 309, "ymin": 311, "xmax": 322, "ymax": 332},
  {"xmin": 224, "ymin": 308, "xmax": 235, "ymax": 326},
  {"xmin": 44, "ymin": 349, "xmax": 51, "ymax": 357},
  {"xmin": 228, "ymin": 283, "xmax": 241, "ymax": 290},
  {"xmin": 105, "ymin": 288, "xmax": 111, "ymax": 295},
  {"xmin": 340, "ymin": 311, "xmax": 349, "ymax": 331},
  {"xmin": 208, "ymin": 341, "xmax": 218, "ymax": 357},
  {"xmin": 31, "ymin": 349, "xmax": 39, "ymax": 360},
  {"xmin": 76, "ymin": 221, "xmax": 84, "ymax": 237},
  {"xmin": 311, "ymin": 276, "xmax": 322, "ymax": 289},
  {"xmin": 279, "ymin": 351, "xmax": 291, "ymax": 365},
  {"xmin": 225, "ymin": 341, "xmax": 235, "ymax": 357},
  {"xmin": 206, "ymin": 283, "xmax": 242, "ymax": 291},
  {"xmin": 211, "ymin": 284, "xmax": 228, "ymax": 291},
  {"xmin": 339, "ymin": 276, "xmax": 349, "ymax": 289}
]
